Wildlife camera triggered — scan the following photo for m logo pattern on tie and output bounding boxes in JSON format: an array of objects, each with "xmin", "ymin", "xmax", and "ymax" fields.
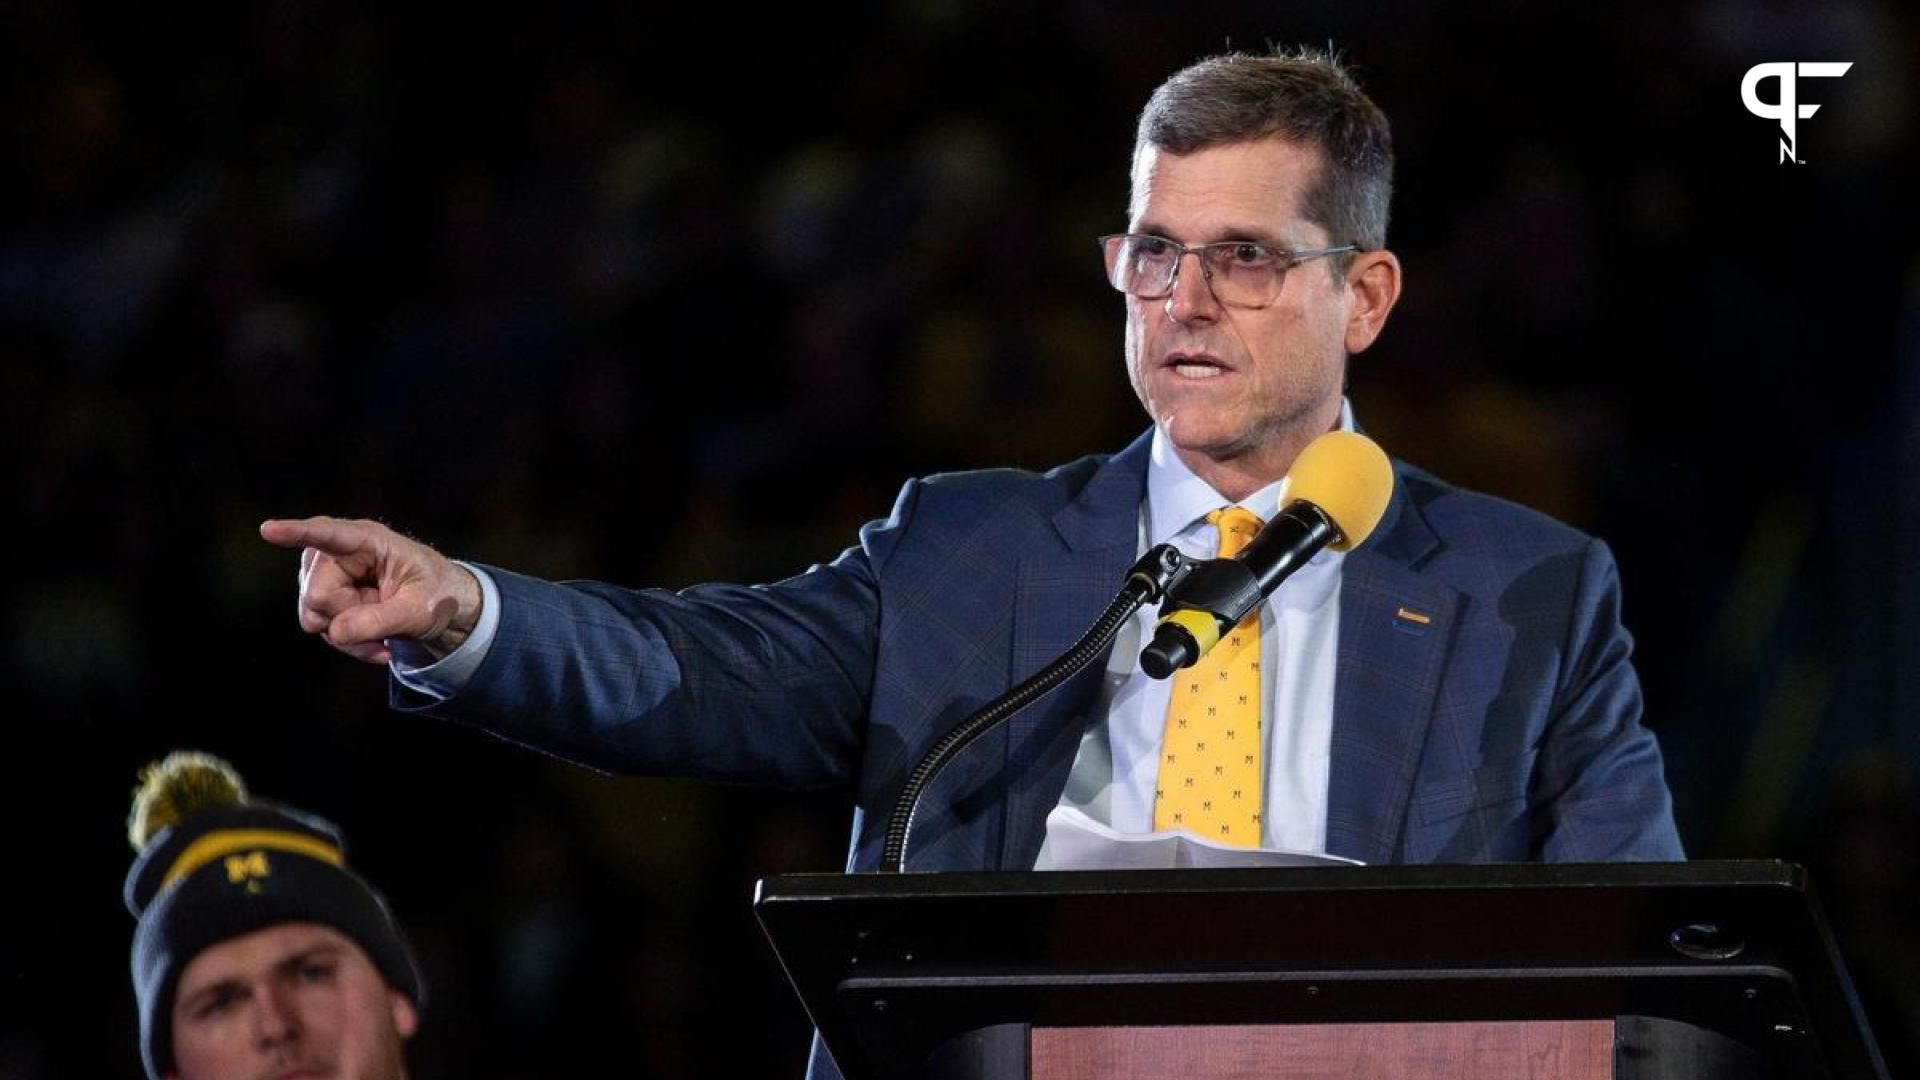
[{"xmin": 1153, "ymin": 506, "xmax": 1263, "ymax": 846}]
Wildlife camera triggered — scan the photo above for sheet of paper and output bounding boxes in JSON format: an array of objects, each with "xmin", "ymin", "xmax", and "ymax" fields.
[{"xmin": 1041, "ymin": 804, "xmax": 1364, "ymax": 871}]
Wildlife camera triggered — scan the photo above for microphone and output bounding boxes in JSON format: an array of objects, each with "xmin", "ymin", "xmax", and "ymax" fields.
[{"xmin": 1138, "ymin": 430, "xmax": 1394, "ymax": 679}]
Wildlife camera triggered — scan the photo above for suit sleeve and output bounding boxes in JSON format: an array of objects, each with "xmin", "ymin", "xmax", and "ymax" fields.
[
  {"xmin": 387, "ymin": 481, "xmax": 927, "ymax": 791},
  {"xmin": 1533, "ymin": 538, "xmax": 1686, "ymax": 861}
]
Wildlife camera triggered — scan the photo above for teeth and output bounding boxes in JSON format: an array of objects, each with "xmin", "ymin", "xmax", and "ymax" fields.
[{"xmin": 1172, "ymin": 362, "xmax": 1223, "ymax": 379}]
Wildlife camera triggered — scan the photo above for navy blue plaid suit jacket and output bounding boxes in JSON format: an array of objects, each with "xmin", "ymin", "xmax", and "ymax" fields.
[{"xmin": 395, "ymin": 428, "xmax": 1683, "ymax": 870}]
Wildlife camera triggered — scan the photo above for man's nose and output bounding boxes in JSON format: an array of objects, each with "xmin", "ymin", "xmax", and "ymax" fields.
[
  {"xmin": 255, "ymin": 984, "xmax": 302, "ymax": 1048},
  {"xmin": 1163, "ymin": 251, "xmax": 1222, "ymax": 324}
]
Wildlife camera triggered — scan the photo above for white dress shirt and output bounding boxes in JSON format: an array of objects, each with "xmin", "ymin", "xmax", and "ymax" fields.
[{"xmin": 1034, "ymin": 403, "xmax": 1351, "ymax": 864}]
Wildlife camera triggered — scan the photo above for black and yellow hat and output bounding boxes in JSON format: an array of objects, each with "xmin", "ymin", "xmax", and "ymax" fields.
[{"xmin": 124, "ymin": 752, "xmax": 424, "ymax": 1079}]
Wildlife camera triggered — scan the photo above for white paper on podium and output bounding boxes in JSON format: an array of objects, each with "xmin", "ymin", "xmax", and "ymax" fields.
[{"xmin": 1040, "ymin": 804, "xmax": 1364, "ymax": 871}]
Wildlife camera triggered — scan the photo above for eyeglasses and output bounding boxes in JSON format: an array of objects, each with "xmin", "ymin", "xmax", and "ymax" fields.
[{"xmin": 1098, "ymin": 233, "xmax": 1358, "ymax": 309}]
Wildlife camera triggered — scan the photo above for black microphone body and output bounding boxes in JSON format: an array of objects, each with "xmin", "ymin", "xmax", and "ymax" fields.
[
  {"xmin": 1237, "ymin": 500, "xmax": 1339, "ymax": 593},
  {"xmin": 1139, "ymin": 501, "xmax": 1338, "ymax": 679}
]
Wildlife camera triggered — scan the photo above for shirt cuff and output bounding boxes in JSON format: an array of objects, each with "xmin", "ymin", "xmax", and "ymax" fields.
[{"xmin": 388, "ymin": 560, "xmax": 501, "ymax": 700}]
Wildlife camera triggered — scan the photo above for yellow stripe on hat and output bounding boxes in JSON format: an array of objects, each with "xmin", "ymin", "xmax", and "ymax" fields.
[{"xmin": 161, "ymin": 828, "xmax": 344, "ymax": 890}]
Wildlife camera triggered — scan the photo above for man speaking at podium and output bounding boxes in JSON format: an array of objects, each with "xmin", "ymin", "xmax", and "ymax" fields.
[{"xmin": 264, "ymin": 49, "xmax": 1682, "ymax": 877}]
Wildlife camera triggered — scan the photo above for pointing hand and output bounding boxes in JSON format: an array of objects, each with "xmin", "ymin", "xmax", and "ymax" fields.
[{"xmin": 260, "ymin": 516, "xmax": 482, "ymax": 666}]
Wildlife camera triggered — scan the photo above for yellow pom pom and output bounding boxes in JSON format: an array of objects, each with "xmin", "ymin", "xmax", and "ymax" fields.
[{"xmin": 127, "ymin": 751, "xmax": 248, "ymax": 851}]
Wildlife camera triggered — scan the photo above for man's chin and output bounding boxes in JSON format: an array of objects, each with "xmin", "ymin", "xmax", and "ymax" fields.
[
  {"xmin": 1158, "ymin": 420, "xmax": 1255, "ymax": 462},
  {"xmin": 263, "ymin": 1059, "xmax": 338, "ymax": 1080}
]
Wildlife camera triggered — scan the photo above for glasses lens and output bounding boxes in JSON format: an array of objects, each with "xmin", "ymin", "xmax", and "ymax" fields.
[
  {"xmin": 1105, "ymin": 235, "xmax": 1177, "ymax": 297},
  {"xmin": 1202, "ymin": 244, "xmax": 1282, "ymax": 307}
]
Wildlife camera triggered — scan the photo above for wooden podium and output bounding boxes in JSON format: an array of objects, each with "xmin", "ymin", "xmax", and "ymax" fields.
[{"xmin": 754, "ymin": 861, "xmax": 1889, "ymax": 1079}]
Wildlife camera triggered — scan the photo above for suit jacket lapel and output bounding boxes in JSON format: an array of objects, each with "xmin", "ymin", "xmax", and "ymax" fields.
[
  {"xmin": 1325, "ymin": 469, "xmax": 1462, "ymax": 864},
  {"xmin": 985, "ymin": 442, "xmax": 1459, "ymax": 869},
  {"xmin": 997, "ymin": 431, "xmax": 1150, "ymax": 869}
]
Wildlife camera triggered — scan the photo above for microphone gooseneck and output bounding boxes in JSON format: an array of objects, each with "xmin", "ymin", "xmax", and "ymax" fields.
[{"xmin": 879, "ymin": 545, "xmax": 1193, "ymax": 873}]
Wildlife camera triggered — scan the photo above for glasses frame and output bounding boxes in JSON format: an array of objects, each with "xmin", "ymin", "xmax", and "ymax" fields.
[{"xmin": 1097, "ymin": 233, "xmax": 1360, "ymax": 309}]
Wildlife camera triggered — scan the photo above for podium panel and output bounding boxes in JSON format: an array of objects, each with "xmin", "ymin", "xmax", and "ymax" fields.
[{"xmin": 1030, "ymin": 1020, "xmax": 1615, "ymax": 1080}]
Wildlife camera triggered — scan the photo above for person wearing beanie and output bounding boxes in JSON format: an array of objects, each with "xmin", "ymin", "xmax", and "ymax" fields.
[{"xmin": 124, "ymin": 751, "xmax": 426, "ymax": 1080}]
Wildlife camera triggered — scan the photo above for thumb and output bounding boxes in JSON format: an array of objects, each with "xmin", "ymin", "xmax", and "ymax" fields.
[{"xmin": 325, "ymin": 598, "xmax": 429, "ymax": 650}]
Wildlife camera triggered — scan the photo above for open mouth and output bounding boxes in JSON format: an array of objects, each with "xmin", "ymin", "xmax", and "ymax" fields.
[{"xmin": 1163, "ymin": 352, "xmax": 1230, "ymax": 380}]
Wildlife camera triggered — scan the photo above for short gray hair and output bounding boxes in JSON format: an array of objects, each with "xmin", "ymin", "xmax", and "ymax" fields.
[{"xmin": 1136, "ymin": 47, "xmax": 1394, "ymax": 256}]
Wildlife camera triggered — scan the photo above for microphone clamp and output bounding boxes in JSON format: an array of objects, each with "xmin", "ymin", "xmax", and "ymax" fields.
[{"xmin": 1139, "ymin": 501, "xmax": 1339, "ymax": 679}]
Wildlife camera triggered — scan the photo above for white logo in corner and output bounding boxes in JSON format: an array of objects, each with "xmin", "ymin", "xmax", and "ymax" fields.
[{"xmin": 1742, "ymin": 63, "xmax": 1852, "ymax": 164}]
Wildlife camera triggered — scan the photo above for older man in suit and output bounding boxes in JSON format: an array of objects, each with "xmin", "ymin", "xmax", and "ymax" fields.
[{"xmin": 263, "ymin": 48, "xmax": 1681, "ymax": 875}]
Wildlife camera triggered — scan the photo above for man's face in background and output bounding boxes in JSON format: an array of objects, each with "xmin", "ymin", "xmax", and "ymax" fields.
[{"xmin": 168, "ymin": 922, "xmax": 416, "ymax": 1080}]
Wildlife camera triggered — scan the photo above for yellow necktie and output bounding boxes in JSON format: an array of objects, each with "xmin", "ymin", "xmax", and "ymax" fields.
[{"xmin": 1152, "ymin": 506, "xmax": 1264, "ymax": 847}]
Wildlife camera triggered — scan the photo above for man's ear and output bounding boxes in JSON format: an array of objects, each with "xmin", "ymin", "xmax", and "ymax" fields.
[
  {"xmin": 1344, "ymin": 249, "xmax": 1402, "ymax": 355},
  {"xmin": 389, "ymin": 991, "xmax": 419, "ymax": 1039}
]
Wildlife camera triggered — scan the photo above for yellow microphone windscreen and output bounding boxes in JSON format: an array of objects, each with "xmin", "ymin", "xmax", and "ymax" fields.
[{"xmin": 1276, "ymin": 431, "xmax": 1395, "ymax": 551}]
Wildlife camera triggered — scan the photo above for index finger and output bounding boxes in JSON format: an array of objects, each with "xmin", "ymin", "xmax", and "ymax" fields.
[{"xmin": 260, "ymin": 516, "xmax": 378, "ymax": 556}]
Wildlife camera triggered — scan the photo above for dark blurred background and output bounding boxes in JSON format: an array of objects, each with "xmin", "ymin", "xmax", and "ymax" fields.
[{"xmin": 3, "ymin": 1, "xmax": 1916, "ymax": 1076}]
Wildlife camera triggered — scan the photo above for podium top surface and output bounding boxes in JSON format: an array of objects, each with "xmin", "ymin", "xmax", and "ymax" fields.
[{"xmin": 756, "ymin": 860, "xmax": 1806, "ymax": 905}]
